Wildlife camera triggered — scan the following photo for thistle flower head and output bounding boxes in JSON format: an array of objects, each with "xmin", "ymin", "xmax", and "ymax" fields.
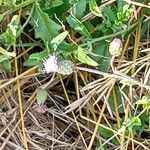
[
  {"xmin": 109, "ymin": 38, "xmax": 122, "ymax": 56},
  {"xmin": 43, "ymin": 55, "xmax": 59, "ymax": 73},
  {"xmin": 58, "ymin": 60, "xmax": 75, "ymax": 75},
  {"xmin": 43, "ymin": 54, "xmax": 75, "ymax": 75}
]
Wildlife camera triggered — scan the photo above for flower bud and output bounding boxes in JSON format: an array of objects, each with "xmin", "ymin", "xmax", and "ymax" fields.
[
  {"xmin": 58, "ymin": 60, "xmax": 75, "ymax": 75},
  {"xmin": 109, "ymin": 38, "xmax": 122, "ymax": 56}
]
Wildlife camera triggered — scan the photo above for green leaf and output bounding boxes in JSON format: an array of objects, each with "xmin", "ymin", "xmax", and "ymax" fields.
[
  {"xmin": 123, "ymin": 116, "xmax": 142, "ymax": 128},
  {"xmin": 0, "ymin": 59, "xmax": 11, "ymax": 72},
  {"xmin": 49, "ymin": 1, "xmax": 71, "ymax": 19},
  {"xmin": 50, "ymin": 0, "xmax": 64, "ymax": 8},
  {"xmin": 23, "ymin": 51, "xmax": 46, "ymax": 67},
  {"xmin": 67, "ymin": 14, "xmax": 91, "ymax": 38},
  {"xmin": 69, "ymin": 0, "xmax": 78, "ymax": 4},
  {"xmin": 0, "ymin": 11, "xmax": 10, "ymax": 22},
  {"xmin": 0, "ymin": 15, "xmax": 20, "ymax": 46},
  {"xmin": 36, "ymin": 88, "xmax": 48, "ymax": 105},
  {"xmin": 0, "ymin": 54, "xmax": 10, "ymax": 63},
  {"xmin": 75, "ymin": 46, "xmax": 98, "ymax": 66},
  {"xmin": 98, "ymin": 126, "xmax": 113, "ymax": 138},
  {"xmin": 131, "ymin": 117, "xmax": 142, "ymax": 127},
  {"xmin": 32, "ymin": 3, "xmax": 61, "ymax": 43},
  {"xmin": 74, "ymin": 0, "xmax": 87, "ymax": 18},
  {"xmin": 108, "ymin": 86, "xmax": 124, "ymax": 114},
  {"xmin": 3, "ymin": 0, "xmax": 16, "ymax": 8},
  {"xmin": 140, "ymin": 111, "xmax": 149, "ymax": 124},
  {"xmin": 136, "ymin": 97, "xmax": 150, "ymax": 110},
  {"xmin": 89, "ymin": 0, "xmax": 102, "ymax": 17},
  {"xmin": 0, "ymin": 47, "xmax": 16, "ymax": 57},
  {"xmin": 103, "ymin": 6, "xmax": 117, "ymax": 22},
  {"xmin": 93, "ymin": 40, "xmax": 110, "ymax": 72},
  {"xmin": 116, "ymin": 1, "xmax": 133, "ymax": 24},
  {"xmin": 98, "ymin": 126, "xmax": 119, "ymax": 146},
  {"xmin": 23, "ymin": 59, "xmax": 40, "ymax": 67},
  {"xmin": 51, "ymin": 31, "xmax": 68, "ymax": 51},
  {"xmin": 58, "ymin": 42, "xmax": 77, "ymax": 55},
  {"xmin": 26, "ymin": 51, "xmax": 46, "ymax": 60}
]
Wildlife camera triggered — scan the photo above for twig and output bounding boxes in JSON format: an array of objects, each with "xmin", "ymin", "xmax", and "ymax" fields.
[{"xmin": 75, "ymin": 66, "xmax": 150, "ymax": 90}]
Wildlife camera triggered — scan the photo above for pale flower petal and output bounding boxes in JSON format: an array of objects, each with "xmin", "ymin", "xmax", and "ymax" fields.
[{"xmin": 43, "ymin": 55, "xmax": 59, "ymax": 73}]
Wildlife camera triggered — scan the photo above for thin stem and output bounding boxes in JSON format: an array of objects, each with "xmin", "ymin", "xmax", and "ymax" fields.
[
  {"xmin": 87, "ymin": 97, "xmax": 107, "ymax": 150},
  {"xmin": 81, "ymin": 17, "xmax": 143, "ymax": 47},
  {"xmin": 59, "ymin": 75, "xmax": 88, "ymax": 149},
  {"xmin": 76, "ymin": 66, "xmax": 150, "ymax": 90},
  {"xmin": 14, "ymin": 44, "xmax": 29, "ymax": 150}
]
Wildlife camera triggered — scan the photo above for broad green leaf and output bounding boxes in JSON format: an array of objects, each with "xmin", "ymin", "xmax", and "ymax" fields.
[
  {"xmin": 26, "ymin": 51, "xmax": 46, "ymax": 60},
  {"xmin": 98, "ymin": 126, "xmax": 113, "ymax": 138},
  {"xmin": 32, "ymin": 4, "xmax": 61, "ymax": 43},
  {"xmin": 23, "ymin": 51, "xmax": 46, "ymax": 66},
  {"xmin": 50, "ymin": 0, "xmax": 64, "ymax": 8},
  {"xmin": 108, "ymin": 86, "xmax": 124, "ymax": 113},
  {"xmin": 0, "ymin": 15, "xmax": 20, "ymax": 46},
  {"xmin": 89, "ymin": 0, "xmax": 102, "ymax": 17},
  {"xmin": 103, "ymin": 6, "xmax": 117, "ymax": 22},
  {"xmin": 49, "ymin": 1, "xmax": 71, "ymax": 19},
  {"xmin": 23, "ymin": 59, "xmax": 40, "ymax": 67},
  {"xmin": 0, "ymin": 54, "xmax": 10, "ymax": 63},
  {"xmin": 75, "ymin": 46, "xmax": 98, "ymax": 66},
  {"xmin": 98, "ymin": 126, "xmax": 119, "ymax": 145},
  {"xmin": 74, "ymin": 0, "xmax": 87, "ymax": 18},
  {"xmin": 93, "ymin": 40, "xmax": 110, "ymax": 72},
  {"xmin": 58, "ymin": 42, "xmax": 77, "ymax": 55},
  {"xmin": 51, "ymin": 31, "xmax": 68, "ymax": 51},
  {"xmin": 67, "ymin": 14, "xmax": 91, "ymax": 38},
  {"xmin": 0, "ymin": 59, "xmax": 11, "ymax": 72},
  {"xmin": 36, "ymin": 88, "xmax": 48, "ymax": 105}
]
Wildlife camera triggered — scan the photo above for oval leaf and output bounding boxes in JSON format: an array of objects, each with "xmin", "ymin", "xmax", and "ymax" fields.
[
  {"xmin": 89, "ymin": 0, "xmax": 102, "ymax": 17},
  {"xmin": 51, "ymin": 31, "xmax": 68, "ymax": 51},
  {"xmin": 75, "ymin": 46, "xmax": 98, "ymax": 66},
  {"xmin": 32, "ymin": 4, "xmax": 61, "ymax": 43},
  {"xmin": 23, "ymin": 51, "xmax": 47, "ymax": 67},
  {"xmin": 36, "ymin": 88, "xmax": 48, "ymax": 105},
  {"xmin": 0, "ymin": 59, "xmax": 11, "ymax": 73},
  {"xmin": 67, "ymin": 14, "xmax": 91, "ymax": 38},
  {"xmin": 0, "ymin": 15, "xmax": 20, "ymax": 46}
]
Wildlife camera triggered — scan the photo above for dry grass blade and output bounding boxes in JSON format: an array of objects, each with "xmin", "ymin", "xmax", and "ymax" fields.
[
  {"xmin": 0, "ymin": 66, "xmax": 38, "ymax": 90},
  {"xmin": 65, "ymin": 85, "xmax": 101, "ymax": 114}
]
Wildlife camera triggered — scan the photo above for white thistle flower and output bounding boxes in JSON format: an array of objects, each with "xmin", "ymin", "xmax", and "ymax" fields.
[{"xmin": 43, "ymin": 55, "xmax": 59, "ymax": 73}]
